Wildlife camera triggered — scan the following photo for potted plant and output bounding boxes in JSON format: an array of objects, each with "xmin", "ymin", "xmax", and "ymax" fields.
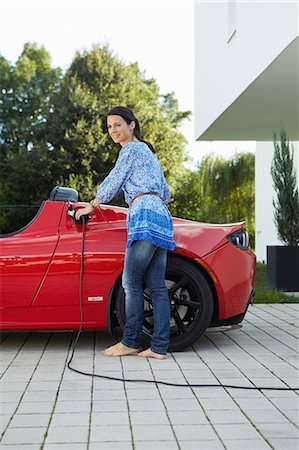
[{"xmin": 267, "ymin": 128, "xmax": 299, "ymax": 291}]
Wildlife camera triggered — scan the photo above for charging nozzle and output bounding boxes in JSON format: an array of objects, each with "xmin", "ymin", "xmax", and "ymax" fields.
[{"xmin": 67, "ymin": 202, "xmax": 91, "ymax": 225}]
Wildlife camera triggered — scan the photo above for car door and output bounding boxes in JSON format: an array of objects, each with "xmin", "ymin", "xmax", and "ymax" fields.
[{"xmin": 0, "ymin": 201, "xmax": 64, "ymax": 308}]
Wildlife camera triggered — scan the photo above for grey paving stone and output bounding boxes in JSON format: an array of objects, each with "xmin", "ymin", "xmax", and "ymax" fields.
[
  {"xmin": 244, "ymin": 408, "xmax": 290, "ymax": 423},
  {"xmin": 0, "ymin": 445, "xmax": 40, "ymax": 450},
  {"xmin": 222, "ymin": 439, "xmax": 271, "ymax": 449},
  {"xmin": 233, "ymin": 397, "xmax": 278, "ymax": 410},
  {"xmin": 158, "ymin": 387, "xmax": 195, "ymax": 399},
  {"xmin": 266, "ymin": 438, "xmax": 299, "ymax": 450},
  {"xmin": 162, "ymin": 398, "xmax": 200, "ymax": 411},
  {"xmin": 45, "ymin": 425, "xmax": 89, "ymax": 443},
  {"xmin": 17, "ymin": 401, "xmax": 55, "ymax": 414},
  {"xmin": 128, "ymin": 399, "xmax": 165, "ymax": 412},
  {"xmin": 92, "ymin": 399, "xmax": 128, "ymax": 412},
  {"xmin": 206, "ymin": 409, "xmax": 250, "ymax": 424},
  {"xmin": 197, "ymin": 397, "xmax": 237, "ymax": 410},
  {"xmin": 1, "ymin": 426, "xmax": 47, "ymax": 444},
  {"xmin": 92, "ymin": 411, "xmax": 130, "ymax": 426},
  {"xmin": 44, "ymin": 444, "xmax": 87, "ymax": 450},
  {"xmin": 90, "ymin": 425, "xmax": 131, "ymax": 442},
  {"xmin": 22, "ymin": 390, "xmax": 58, "ymax": 402},
  {"xmin": 167, "ymin": 410, "xmax": 208, "ymax": 425},
  {"xmin": 213, "ymin": 423, "xmax": 262, "ymax": 440},
  {"xmin": 256, "ymin": 422, "xmax": 299, "ymax": 439},
  {"xmin": 126, "ymin": 388, "xmax": 160, "ymax": 400},
  {"xmin": 132, "ymin": 424, "xmax": 175, "ymax": 441},
  {"xmin": 50, "ymin": 412, "xmax": 89, "ymax": 427},
  {"xmin": 54, "ymin": 400, "xmax": 90, "ymax": 413},
  {"xmin": 173, "ymin": 424, "xmax": 218, "ymax": 440},
  {"xmin": 179, "ymin": 440, "xmax": 225, "ymax": 449},
  {"xmin": 10, "ymin": 413, "xmax": 51, "ymax": 428},
  {"xmin": 130, "ymin": 410, "xmax": 169, "ymax": 425},
  {"xmin": 89, "ymin": 443, "xmax": 132, "ymax": 450},
  {"xmin": 92, "ymin": 389, "xmax": 126, "ymax": 401},
  {"xmin": 134, "ymin": 441, "xmax": 178, "ymax": 449}
]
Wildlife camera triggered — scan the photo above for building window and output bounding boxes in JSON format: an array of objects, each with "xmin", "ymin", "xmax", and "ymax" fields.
[{"xmin": 227, "ymin": 0, "xmax": 237, "ymax": 43}]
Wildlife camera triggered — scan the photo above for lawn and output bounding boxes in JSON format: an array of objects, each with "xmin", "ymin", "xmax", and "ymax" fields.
[{"xmin": 253, "ymin": 262, "xmax": 299, "ymax": 304}]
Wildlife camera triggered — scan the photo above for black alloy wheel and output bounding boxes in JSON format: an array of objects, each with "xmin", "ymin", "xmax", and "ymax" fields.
[{"xmin": 115, "ymin": 255, "xmax": 214, "ymax": 351}]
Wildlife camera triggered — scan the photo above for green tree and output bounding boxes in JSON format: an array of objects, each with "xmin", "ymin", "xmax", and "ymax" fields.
[
  {"xmin": 1, "ymin": 42, "xmax": 190, "ymax": 212},
  {"xmin": 0, "ymin": 43, "xmax": 62, "ymax": 205},
  {"xmin": 271, "ymin": 129, "xmax": 299, "ymax": 245},
  {"xmin": 48, "ymin": 44, "xmax": 190, "ymax": 203},
  {"xmin": 171, "ymin": 152, "xmax": 255, "ymax": 246}
]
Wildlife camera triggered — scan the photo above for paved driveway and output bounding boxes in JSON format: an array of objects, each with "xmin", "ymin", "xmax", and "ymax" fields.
[{"xmin": 0, "ymin": 304, "xmax": 298, "ymax": 450}]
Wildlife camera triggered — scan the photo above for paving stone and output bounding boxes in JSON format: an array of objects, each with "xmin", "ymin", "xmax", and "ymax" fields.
[
  {"xmin": 128, "ymin": 399, "xmax": 166, "ymax": 412},
  {"xmin": 91, "ymin": 412, "xmax": 130, "ymax": 426},
  {"xmin": 255, "ymin": 422, "xmax": 299, "ymax": 439},
  {"xmin": 130, "ymin": 410, "xmax": 169, "ymax": 425},
  {"xmin": 213, "ymin": 423, "xmax": 262, "ymax": 440},
  {"xmin": 132, "ymin": 424, "xmax": 175, "ymax": 441},
  {"xmin": 1, "ymin": 426, "xmax": 47, "ymax": 444},
  {"xmin": 10, "ymin": 413, "xmax": 51, "ymax": 428},
  {"xmin": 167, "ymin": 410, "xmax": 208, "ymax": 425},
  {"xmin": 51, "ymin": 412, "xmax": 89, "ymax": 427},
  {"xmin": 206, "ymin": 409, "xmax": 249, "ymax": 424},
  {"xmin": 222, "ymin": 438, "xmax": 271, "ymax": 449},
  {"xmin": 179, "ymin": 440, "xmax": 225, "ymax": 449},
  {"xmin": 90, "ymin": 425, "xmax": 131, "ymax": 442},
  {"xmin": 45, "ymin": 425, "xmax": 89, "ymax": 443},
  {"xmin": 134, "ymin": 441, "xmax": 178, "ymax": 449},
  {"xmin": 44, "ymin": 444, "xmax": 87, "ymax": 450},
  {"xmin": 89, "ymin": 443, "xmax": 132, "ymax": 450},
  {"xmin": 174, "ymin": 424, "xmax": 218, "ymax": 440},
  {"xmin": 265, "ymin": 438, "xmax": 299, "ymax": 450}
]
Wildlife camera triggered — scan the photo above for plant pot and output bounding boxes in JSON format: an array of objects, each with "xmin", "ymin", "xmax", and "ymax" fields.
[{"xmin": 267, "ymin": 245, "xmax": 299, "ymax": 292}]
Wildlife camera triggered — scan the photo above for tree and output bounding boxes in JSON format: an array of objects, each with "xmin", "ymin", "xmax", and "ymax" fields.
[
  {"xmin": 271, "ymin": 129, "xmax": 299, "ymax": 246},
  {"xmin": 1, "ymin": 42, "xmax": 190, "ymax": 211},
  {"xmin": 171, "ymin": 152, "xmax": 255, "ymax": 247},
  {"xmin": 47, "ymin": 44, "xmax": 190, "ymax": 203},
  {"xmin": 0, "ymin": 43, "xmax": 62, "ymax": 205}
]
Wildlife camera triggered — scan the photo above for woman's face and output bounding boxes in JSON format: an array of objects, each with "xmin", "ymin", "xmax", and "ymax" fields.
[{"xmin": 107, "ymin": 115, "xmax": 135, "ymax": 147}]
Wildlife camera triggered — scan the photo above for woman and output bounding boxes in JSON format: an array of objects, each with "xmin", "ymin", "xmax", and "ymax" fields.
[{"xmin": 75, "ymin": 106, "xmax": 176, "ymax": 360}]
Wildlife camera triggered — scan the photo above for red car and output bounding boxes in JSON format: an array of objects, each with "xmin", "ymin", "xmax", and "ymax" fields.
[{"xmin": 0, "ymin": 187, "xmax": 256, "ymax": 351}]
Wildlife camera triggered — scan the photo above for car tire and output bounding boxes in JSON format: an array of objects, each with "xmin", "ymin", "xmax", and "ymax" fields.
[{"xmin": 115, "ymin": 255, "xmax": 214, "ymax": 352}]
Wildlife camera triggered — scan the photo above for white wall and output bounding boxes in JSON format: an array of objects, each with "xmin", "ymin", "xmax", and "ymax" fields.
[
  {"xmin": 195, "ymin": 1, "xmax": 298, "ymax": 139},
  {"xmin": 255, "ymin": 141, "xmax": 299, "ymax": 262}
]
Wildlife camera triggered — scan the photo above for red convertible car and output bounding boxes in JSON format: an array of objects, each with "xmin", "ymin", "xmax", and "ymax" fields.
[{"xmin": 0, "ymin": 187, "xmax": 256, "ymax": 351}]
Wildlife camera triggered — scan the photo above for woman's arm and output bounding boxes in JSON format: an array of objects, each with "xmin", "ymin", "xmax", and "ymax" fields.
[{"xmin": 95, "ymin": 144, "xmax": 135, "ymax": 203}]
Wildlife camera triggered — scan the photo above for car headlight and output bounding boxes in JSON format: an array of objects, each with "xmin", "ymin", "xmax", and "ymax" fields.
[{"xmin": 227, "ymin": 228, "xmax": 249, "ymax": 250}]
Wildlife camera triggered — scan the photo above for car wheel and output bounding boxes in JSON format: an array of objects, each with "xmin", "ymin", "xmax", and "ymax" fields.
[{"xmin": 115, "ymin": 255, "xmax": 214, "ymax": 352}]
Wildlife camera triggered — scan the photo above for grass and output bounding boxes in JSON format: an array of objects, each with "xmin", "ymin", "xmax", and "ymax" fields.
[{"xmin": 254, "ymin": 262, "xmax": 299, "ymax": 304}]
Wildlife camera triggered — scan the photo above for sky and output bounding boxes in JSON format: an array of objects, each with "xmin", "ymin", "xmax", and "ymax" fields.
[{"xmin": 0, "ymin": 0, "xmax": 255, "ymax": 169}]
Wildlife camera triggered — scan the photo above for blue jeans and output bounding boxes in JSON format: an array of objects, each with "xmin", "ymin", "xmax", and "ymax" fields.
[{"xmin": 121, "ymin": 240, "xmax": 170, "ymax": 355}]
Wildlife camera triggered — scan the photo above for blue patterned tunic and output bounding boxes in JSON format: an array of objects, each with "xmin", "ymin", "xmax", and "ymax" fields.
[{"xmin": 95, "ymin": 141, "xmax": 176, "ymax": 250}]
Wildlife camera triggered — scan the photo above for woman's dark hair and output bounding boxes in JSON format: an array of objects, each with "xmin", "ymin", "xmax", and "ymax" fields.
[{"xmin": 106, "ymin": 106, "xmax": 156, "ymax": 153}]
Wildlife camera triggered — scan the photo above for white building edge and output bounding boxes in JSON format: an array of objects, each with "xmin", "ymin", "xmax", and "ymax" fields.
[{"xmin": 195, "ymin": 0, "xmax": 298, "ymax": 262}]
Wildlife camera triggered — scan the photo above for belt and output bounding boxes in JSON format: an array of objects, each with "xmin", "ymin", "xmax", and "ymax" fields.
[{"xmin": 129, "ymin": 192, "xmax": 163, "ymax": 206}]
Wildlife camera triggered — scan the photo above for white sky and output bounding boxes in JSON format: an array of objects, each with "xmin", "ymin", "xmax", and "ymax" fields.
[{"xmin": 0, "ymin": 0, "xmax": 255, "ymax": 169}]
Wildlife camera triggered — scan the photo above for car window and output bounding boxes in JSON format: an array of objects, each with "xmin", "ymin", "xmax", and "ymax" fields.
[{"xmin": 0, "ymin": 204, "xmax": 42, "ymax": 236}]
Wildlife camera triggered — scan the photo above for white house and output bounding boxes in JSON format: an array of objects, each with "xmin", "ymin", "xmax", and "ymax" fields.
[{"xmin": 194, "ymin": 0, "xmax": 299, "ymax": 262}]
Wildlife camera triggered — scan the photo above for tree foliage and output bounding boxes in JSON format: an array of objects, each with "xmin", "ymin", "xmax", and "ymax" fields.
[
  {"xmin": 170, "ymin": 152, "xmax": 255, "ymax": 247},
  {"xmin": 271, "ymin": 129, "xmax": 299, "ymax": 246},
  {"xmin": 1, "ymin": 42, "xmax": 190, "ymax": 210}
]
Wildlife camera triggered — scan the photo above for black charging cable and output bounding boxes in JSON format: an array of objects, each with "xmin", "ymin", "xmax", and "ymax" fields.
[{"xmin": 67, "ymin": 215, "xmax": 298, "ymax": 392}]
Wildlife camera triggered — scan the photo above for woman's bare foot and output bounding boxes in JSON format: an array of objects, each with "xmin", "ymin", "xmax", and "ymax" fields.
[
  {"xmin": 138, "ymin": 348, "xmax": 167, "ymax": 360},
  {"xmin": 102, "ymin": 342, "xmax": 139, "ymax": 356}
]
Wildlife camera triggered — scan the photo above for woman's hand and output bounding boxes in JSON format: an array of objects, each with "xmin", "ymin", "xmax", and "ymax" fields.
[{"xmin": 75, "ymin": 204, "xmax": 95, "ymax": 221}]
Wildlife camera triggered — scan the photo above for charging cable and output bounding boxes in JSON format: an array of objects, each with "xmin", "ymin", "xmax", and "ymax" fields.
[{"xmin": 67, "ymin": 215, "xmax": 298, "ymax": 391}]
